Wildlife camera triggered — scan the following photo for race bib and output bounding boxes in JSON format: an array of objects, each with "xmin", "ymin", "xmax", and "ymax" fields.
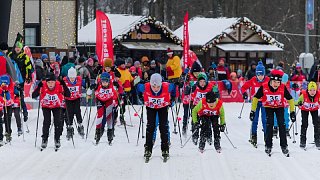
[
  {"xmin": 303, "ymin": 102, "xmax": 318, "ymax": 109},
  {"xmin": 99, "ymin": 88, "xmax": 112, "ymax": 95},
  {"xmin": 196, "ymin": 92, "xmax": 207, "ymax": 99},
  {"xmin": 148, "ymin": 97, "xmax": 164, "ymax": 106},
  {"xmin": 68, "ymin": 86, "xmax": 79, "ymax": 93},
  {"xmin": 44, "ymin": 94, "xmax": 59, "ymax": 101},
  {"xmin": 203, "ymin": 109, "xmax": 217, "ymax": 116},
  {"xmin": 266, "ymin": 95, "xmax": 281, "ymax": 102}
]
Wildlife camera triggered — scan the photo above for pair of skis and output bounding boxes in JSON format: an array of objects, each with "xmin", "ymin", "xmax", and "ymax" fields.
[{"xmin": 145, "ymin": 156, "xmax": 169, "ymax": 163}]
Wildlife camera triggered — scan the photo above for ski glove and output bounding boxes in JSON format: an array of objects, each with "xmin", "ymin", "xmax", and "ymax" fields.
[
  {"xmin": 290, "ymin": 111, "xmax": 296, "ymax": 122},
  {"xmin": 25, "ymin": 77, "xmax": 31, "ymax": 84},
  {"xmin": 249, "ymin": 111, "xmax": 255, "ymax": 121},
  {"xmin": 113, "ymin": 81, "xmax": 119, "ymax": 88},
  {"xmin": 243, "ymin": 92, "xmax": 248, "ymax": 100},
  {"xmin": 219, "ymin": 124, "xmax": 226, "ymax": 132}
]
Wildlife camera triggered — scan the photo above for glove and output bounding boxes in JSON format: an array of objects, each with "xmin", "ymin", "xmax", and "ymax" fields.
[
  {"xmin": 249, "ymin": 111, "xmax": 255, "ymax": 121},
  {"xmin": 212, "ymin": 85, "xmax": 218, "ymax": 93},
  {"xmin": 15, "ymin": 83, "xmax": 22, "ymax": 91},
  {"xmin": 90, "ymin": 83, "xmax": 96, "ymax": 90},
  {"xmin": 111, "ymin": 66, "xmax": 116, "ymax": 72},
  {"xmin": 25, "ymin": 77, "xmax": 31, "ymax": 84},
  {"xmin": 219, "ymin": 124, "xmax": 226, "ymax": 132},
  {"xmin": 292, "ymin": 83, "xmax": 299, "ymax": 89},
  {"xmin": 184, "ymin": 85, "xmax": 191, "ymax": 95},
  {"xmin": 298, "ymin": 101, "xmax": 303, "ymax": 106},
  {"xmin": 243, "ymin": 92, "xmax": 248, "ymax": 100},
  {"xmin": 190, "ymin": 81, "xmax": 195, "ymax": 87},
  {"xmin": 113, "ymin": 81, "xmax": 119, "ymax": 88},
  {"xmin": 183, "ymin": 68, "xmax": 190, "ymax": 75},
  {"xmin": 37, "ymin": 81, "xmax": 43, "ymax": 88},
  {"xmin": 1, "ymin": 84, "xmax": 8, "ymax": 91},
  {"xmin": 290, "ymin": 111, "xmax": 296, "ymax": 122}
]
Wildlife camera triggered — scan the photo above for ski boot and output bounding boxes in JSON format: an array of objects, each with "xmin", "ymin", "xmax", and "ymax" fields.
[
  {"xmin": 162, "ymin": 150, "xmax": 169, "ymax": 162},
  {"xmin": 265, "ymin": 146, "xmax": 272, "ymax": 156},
  {"xmin": 0, "ymin": 140, "xmax": 3, "ymax": 147},
  {"xmin": 66, "ymin": 126, "xmax": 74, "ymax": 140},
  {"xmin": 315, "ymin": 138, "xmax": 320, "ymax": 149},
  {"xmin": 182, "ymin": 125, "xmax": 187, "ymax": 136},
  {"xmin": 54, "ymin": 138, "xmax": 61, "ymax": 151},
  {"xmin": 300, "ymin": 135, "xmax": 306, "ymax": 149},
  {"xmin": 94, "ymin": 128, "xmax": 102, "ymax": 145},
  {"xmin": 273, "ymin": 127, "xmax": 278, "ymax": 138},
  {"xmin": 18, "ymin": 128, "xmax": 23, "ymax": 136},
  {"xmin": 120, "ymin": 115, "xmax": 126, "ymax": 125},
  {"xmin": 107, "ymin": 129, "xmax": 113, "ymax": 145},
  {"xmin": 192, "ymin": 137, "xmax": 198, "ymax": 145},
  {"xmin": 77, "ymin": 124, "xmax": 85, "ymax": 138},
  {"xmin": 5, "ymin": 133, "xmax": 11, "ymax": 143},
  {"xmin": 207, "ymin": 137, "xmax": 213, "ymax": 145},
  {"xmin": 41, "ymin": 139, "xmax": 48, "ymax": 150},
  {"xmin": 281, "ymin": 146, "xmax": 289, "ymax": 157},
  {"xmin": 144, "ymin": 146, "xmax": 152, "ymax": 163},
  {"xmin": 214, "ymin": 138, "xmax": 221, "ymax": 152},
  {"xmin": 286, "ymin": 129, "xmax": 291, "ymax": 138},
  {"xmin": 250, "ymin": 134, "xmax": 257, "ymax": 148}
]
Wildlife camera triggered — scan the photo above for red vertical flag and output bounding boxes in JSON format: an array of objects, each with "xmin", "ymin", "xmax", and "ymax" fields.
[
  {"xmin": 183, "ymin": 12, "xmax": 190, "ymax": 69},
  {"xmin": 96, "ymin": 10, "xmax": 114, "ymax": 65}
]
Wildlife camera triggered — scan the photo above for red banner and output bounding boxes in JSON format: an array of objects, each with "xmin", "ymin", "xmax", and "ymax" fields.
[
  {"xmin": 96, "ymin": 10, "xmax": 114, "ymax": 65},
  {"xmin": 218, "ymin": 81, "xmax": 243, "ymax": 102},
  {"xmin": 183, "ymin": 12, "xmax": 189, "ymax": 69}
]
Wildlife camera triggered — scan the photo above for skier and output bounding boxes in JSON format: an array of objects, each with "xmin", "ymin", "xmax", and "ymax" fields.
[
  {"xmin": 190, "ymin": 72, "xmax": 219, "ymax": 145},
  {"xmin": 63, "ymin": 67, "xmax": 85, "ymax": 139},
  {"xmin": 0, "ymin": 75, "xmax": 14, "ymax": 143},
  {"xmin": 89, "ymin": 72, "xmax": 118, "ymax": 145},
  {"xmin": 32, "ymin": 73, "xmax": 70, "ymax": 150},
  {"xmin": 240, "ymin": 61, "xmax": 269, "ymax": 147},
  {"xmin": 136, "ymin": 73, "xmax": 176, "ymax": 162},
  {"xmin": 295, "ymin": 81, "xmax": 320, "ymax": 149},
  {"xmin": 250, "ymin": 69, "xmax": 296, "ymax": 156},
  {"xmin": 192, "ymin": 92, "xmax": 225, "ymax": 152}
]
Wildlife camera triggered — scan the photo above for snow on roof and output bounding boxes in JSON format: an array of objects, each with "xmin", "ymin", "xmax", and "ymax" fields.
[
  {"xmin": 174, "ymin": 17, "xmax": 284, "ymax": 51},
  {"xmin": 216, "ymin": 43, "xmax": 283, "ymax": 52},
  {"xmin": 78, "ymin": 14, "xmax": 145, "ymax": 43},
  {"xmin": 174, "ymin": 17, "xmax": 239, "ymax": 46}
]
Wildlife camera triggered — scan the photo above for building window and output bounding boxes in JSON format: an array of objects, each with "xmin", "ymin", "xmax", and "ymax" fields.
[{"xmin": 25, "ymin": 28, "xmax": 37, "ymax": 46}]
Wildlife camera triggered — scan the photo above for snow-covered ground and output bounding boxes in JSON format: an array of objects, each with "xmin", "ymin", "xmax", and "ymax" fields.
[{"xmin": 0, "ymin": 103, "xmax": 320, "ymax": 180}]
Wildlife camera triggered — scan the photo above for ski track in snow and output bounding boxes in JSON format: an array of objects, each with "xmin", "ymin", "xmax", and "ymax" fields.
[{"xmin": 0, "ymin": 104, "xmax": 320, "ymax": 179}]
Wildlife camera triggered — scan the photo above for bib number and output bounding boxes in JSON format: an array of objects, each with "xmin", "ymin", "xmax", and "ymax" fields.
[
  {"xmin": 148, "ymin": 97, "xmax": 164, "ymax": 106},
  {"xmin": 266, "ymin": 95, "xmax": 281, "ymax": 102}
]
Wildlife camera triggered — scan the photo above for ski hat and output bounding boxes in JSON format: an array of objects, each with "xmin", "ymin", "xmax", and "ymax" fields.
[
  {"xmin": 0, "ymin": 42, "xmax": 8, "ymax": 51},
  {"xmin": 282, "ymin": 73, "xmax": 289, "ymax": 83},
  {"xmin": 255, "ymin": 61, "xmax": 265, "ymax": 76},
  {"xmin": 150, "ymin": 73, "xmax": 162, "ymax": 87},
  {"xmin": 56, "ymin": 54, "xmax": 61, "ymax": 62},
  {"xmin": 197, "ymin": 72, "xmax": 208, "ymax": 82},
  {"xmin": 141, "ymin": 56, "xmax": 149, "ymax": 63},
  {"xmin": 129, "ymin": 66, "xmax": 136, "ymax": 73},
  {"xmin": 191, "ymin": 61, "xmax": 202, "ymax": 73},
  {"xmin": 103, "ymin": 58, "xmax": 113, "ymax": 68},
  {"xmin": 296, "ymin": 63, "xmax": 302, "ymax": 69},
  {"xmin": 41, "ymin": 54, "xmax": 48, "ymax": 60},
  {"xmin": 15, "ymin": 42, "xmax": 23, "ymax": 49},
  {"xmin": 308, "ymin": 81, "xmax": 317, "ymax": 90},
  {"xmin": 0, "ymin": 75, "xmax": 10, "ymax": 85},
  {"xmin": 237, "ymin": 69, "xmax": 242, "ymax": 76},
  {"xmin": 68, "ymin": 67, "xmax": 77, "ymax": 78},
  {"xmin": 230, "ymin": 72, "xmax": 237, "ymax": 79},
  {"xmin": 116, "ymin": 58, "xmax": 125, "ymax": 66},
  {"xmin": 206, "ymin": 91, "xmax": 216, "ymax": 103},
  {"xmin": 35, "ymin": 59, "xmax": 43, "ymax": 68},
  {"xmin": 167, "ymin": 48, "xmax": 173, "ymax": 55},
  {"xmin": 270, "ymin": 69, "xmax": 284, "ymax": 81},
  {"xmin": 126, "ymin": 57, "xmax": 133, "ymax": 64},
  {"xmin": 151, "ymin": 60, "xmax": 156, "ymax": 65},
  {"xmin": 45, "ymin": 72, "xmax": 56, "ymax": 82},
  {"xmin": 78, "ymin": 57, "xmax": 85, "ymax": 63},
  {"xmin": 134, "ymin": 61, "xmax": 141, "ymax": 66},
  {"xmin": 100, "ymin": 72, "xmax": 110, "ymax": 82}
]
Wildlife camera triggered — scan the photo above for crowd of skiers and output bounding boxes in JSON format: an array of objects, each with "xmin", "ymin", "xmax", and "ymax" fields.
[{"xmin": 1, "ymin": 40, "xmax": 320, "ymax": 160}]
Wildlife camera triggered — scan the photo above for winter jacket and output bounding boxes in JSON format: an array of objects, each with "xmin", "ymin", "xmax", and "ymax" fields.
[
  {"xmin": 75, "ymin": 64, "xmax": 90, "ymax": 79},
  {"xmin": 61, "ymin": 62, "xmax": 75, "ymax": 77},
  {"xmin": 35, "ymin": 66, "xmax": 45, "ymax": 81},
  {"xmin": 192, "ymin": 99, "xmax": 225, "ymax": 125},
  {"xmin": 166, "ymin": 56, "xmax": 182, "ymax": 79},
  {"xmin": 216, "ymin": 65, "xmax": 229, "ymax": 80},
  {"xmin": 117, "ymin": 67, "xmax": 133, "ymax": 92},
  {"xmin": 86, "ymin": 65, "xmax": 96, "ymax": 79},
  {"xmin": 8, "ymin": 51, "xmax": 32, "ymax": 81},
  {"xmin": 290, "ymin": 73, "xmax": 306, "ymax": 82}
]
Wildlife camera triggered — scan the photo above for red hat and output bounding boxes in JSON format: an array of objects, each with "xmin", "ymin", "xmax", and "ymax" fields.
[
  {"xmin": 219, "ymin": 58, "xmax": 225, "ymax": 63},
  {"xmin": 270, "ymin": 69, "xmax": 284, "ymax": 81},
  {"xmin": 167, "ymin": 48, "xmax": 173, "ymax": 55},
  {"xmin": 129, "ymin": 66, "xmax": 136, "ymax": 73}
]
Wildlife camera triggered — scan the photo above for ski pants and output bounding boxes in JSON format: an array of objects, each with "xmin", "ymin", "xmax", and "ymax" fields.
[
  {"xmin": 301, "ymin": 110, "xmax": 320, "ymax": 141},
  {"xmin": 145, "ymin": 106, "xmax": 169, "ymax": 152},
  {"xmin": 199, "ymin": 116, "xmax": 220, "ymax": 149},
  {"xmin": 19, "ymin": 86, "xmax": 28, "ymax": 119},
  {"xmin": 13, "ymin": 108, "xmax": 22, "ymax": 130},
  {"xmin": 183, "ymin": 103, "xmax": 190, "ymax": 128},
  {"xmin": 265, "ymin": 107, "xmax": 287, "ymax": 148},
  {"xmin": 251, "ymin": 101, "xmax": 266, "ymax": 135},
  {"xmin": 96, "ymin": 99, "xmax": 113, "ymax": 130},
  {"xmin": 274, "ymin": 107, "xmax": 289, "ymax": 129},
  {"xmin": 1, "ymin": 106, "xmax": 13, "ymax": 135},
  {"xmin": 153, "ymin": 112, "xmax": 170, "ymax": 143},
  {"xmin": 41, "ymin": 108, "xmax": 63, "ymax": 141},
  {"xmin": 0, "ymin": 111, "xmax": 3, "ymax": 140},
  {"xmin": 66, "ymin": 98, "xmax": 83, "ymax": 126}
]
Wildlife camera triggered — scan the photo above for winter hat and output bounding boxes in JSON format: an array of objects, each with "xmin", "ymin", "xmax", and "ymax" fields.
[
  {"xmin": 87, "ymin": 58, "xmax": 94, "ymax": 65},
  {"xmin": 129, "ymin": 66, "xmax": 136, "ymax": 73},
  {"xmin": 296, "ymin": 63, "xmax": 302, "ymax": 69},
  {"xmin": 218, "ymin": 58, "xmax": 225, "ymax": 63},
  {"xmin": 116, "ymin": 58, "xmax": 125, "ymax": 66},
  {"xmin": 100, "ymin": 72, "xmax": 110, "ymax": 82},
  {"xmin": 167, "ymin": 48, "xmax": 173, "ymax": 55},
  {"xmin": 141, "ymin": 56, "xmax": 149, "ymax": 63},
  {"xmin": 68, "ymin": 67, "xmax": 77, "ymax": 78},
  {"xmin": 41, "ymin": 54, "xmax": 48, "ymax": 60},
  {"xmin": 78, "ymin": 57, "xmax": 85, "ymax": 63},
  {"xmin": 270, "ymin": 69, "xmax": 284, "ymax": 81},
  {"xmin": 191, "ymin": 61, "xmax": 202, "ymax": 73},
  {"xmin": 15, "ymin": 42, "xmax": 23, "ymax": 49},
  {"xmin": 104, "ymin": 58, "xmax": 113, "ymax": 68},
  {"xmin": 282, "ymin": 73, "xmax": 289, "ymax": 83},
  {"xmin": 308, "ymin": 81, "xmax": 317, "ymax": 90},
  {"xmin": 150, "ymin": 73, "xmax": 162, "ymax": 87},
  {"xmin": 56, "ymin": 54, "xmax": 61, "ymax": 62},
  {"xmin": 237, "ymin": 69, "xmax": 242, "ymax": 75},
  {"xmin": 45, "ymin": 72, "xmax": 56, "ymax": 81},
  {"xmin": 0, "ymin": 42, "xmax": 8, "ymax": 51},
  {"xmin": 151, "ymin": 60, "xmax": 156, "ymax": 65},
  {"xmin": 134, "ymin": 61, "xmax": 141, "ymax": 66},
  {"xmin": 35, "ymin": 59, "xmax": 43, "ymax": 68},
  {"xmin": 197, "ymin": 72, "xmax": 208, "ymax": 82},
  {"xmin": 206, "ymin": 91, "xmax": 217, "ymax": 103},
  {"xmin": 250, "ymin": 61, "xmax": 257, "ymax": 66},
  {"xmin": 126, "ymin": 57, "xmax": 133, "ymax": 64},
  {"xmin": 69, "ymin": 57, "xmax": 75, "ymax": 63},
  {"xmin": 230, "ymin": 72, "xmax": 237, "ymax": 79},
  {"xmin": 255, "ymin": 61, "xmax": 265, "ymax": 76}
]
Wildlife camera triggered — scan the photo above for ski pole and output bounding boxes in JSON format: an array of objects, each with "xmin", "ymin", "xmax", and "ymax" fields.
[
  {"xmin": 223, "ymin": 131, "xmax": 237, "ymax": 149},
  {"xmin": 85, "ymin": 98, "xmax": 93, "ymax": 141},
  {"xmin": 238, "ymin": 101, "xmax": 245, "ymax": 119},
  {"xmin": 292, "ymin": 122, "xmax": 296, "ymax": 143},
  {"xmin": 35, "ymin": 100, "xmax": 41, "ymax": 147},
  {"xmin": 141, "ymin": 104, "xmax": 145, "ymax": 138},
  {"xmin": 294, "ymin": 121, "xmax": 298, "ymax": 136},
  {"xmin": 181, "ymin": 130, "xmax": 198, "ymax": 148},
  {"xmin": 3, "ymin": 93, "xmax": 11, "ymax": 145},
  {"xmin": 65, "ymin": 100, "xmax": 75, "ymax": 148},
  {"xmin": 18, "ymin": 92, "xmax": 25, "ymax": 141},
  {"xmin": 126, "ymin": 98, "xmax": 133, "ymax": 126},
  {"xmin": 136, "ymin": 105, "xmax": 143, "ymax": 146},
  {"xmin": 177, "ymin": 112, "xmax": 183, "ymax": 147},
  {"xmin": 170, "ymin": 106, "xmax": 178, "ymax": 134}
]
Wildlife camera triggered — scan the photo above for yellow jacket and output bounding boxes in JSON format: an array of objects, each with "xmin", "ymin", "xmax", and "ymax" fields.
[
  {"xmin": 166, "ymin": 56, "xmax": 182, "ymax": 79},
  {"xmin": 117, "ymin": 67, "xmax": 133, "ymax": 92}
]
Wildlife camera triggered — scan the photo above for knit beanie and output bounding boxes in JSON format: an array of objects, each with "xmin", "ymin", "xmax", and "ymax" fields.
[
  {"xmin": 104, "ymin": 58, "xmax": 113, "ymax": 68},
  {"xmin": 256, "ymin": 61, "xmax": 265, "ymax": 75},
  {"xmin": 150, "ymin": 73, "xmax": 162, "ymax": 87},
  {"xmin": 206, "ymin": 91, "xmax": 216, "ymax": 103},
  {"xmin": 308, "ymin": 81, "xmax": 317, "ymax": 90},
  {"xmin": 68, "ymin": 67, "xmax": 77, "ymax": 78}
]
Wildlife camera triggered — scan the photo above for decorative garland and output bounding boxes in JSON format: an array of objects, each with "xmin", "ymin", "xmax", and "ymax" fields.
[
  {"xmin": 201, "ymin": 17, "xmax": 284, "ymax": 51},
  {"xmin": 113, "ymin": 16, "xmax": 182, "ymax": 46}
]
